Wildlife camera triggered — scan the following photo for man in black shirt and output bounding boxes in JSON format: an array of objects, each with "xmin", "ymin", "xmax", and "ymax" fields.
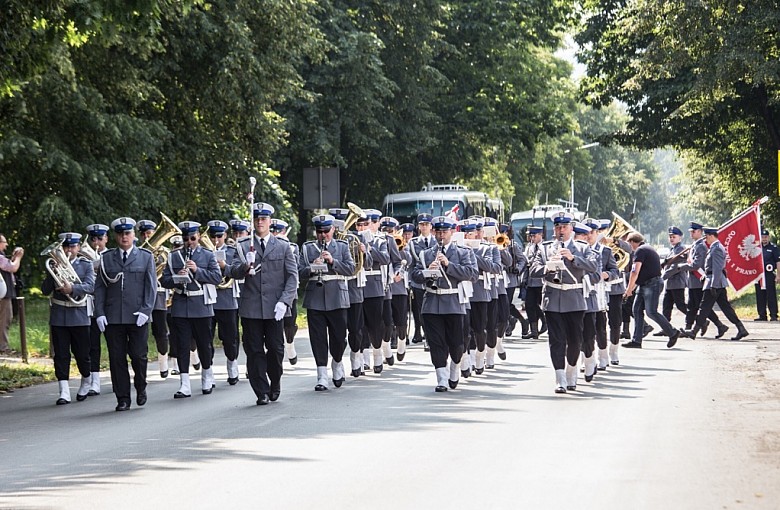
[{"xmin": 622, "ymin": 233, "xmax": 681, "ymax": 349}]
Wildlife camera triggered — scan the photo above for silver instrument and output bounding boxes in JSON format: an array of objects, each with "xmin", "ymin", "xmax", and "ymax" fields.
[{"xmin": 41, "ymin": 240, "xmax": 88, "ymax": 305}]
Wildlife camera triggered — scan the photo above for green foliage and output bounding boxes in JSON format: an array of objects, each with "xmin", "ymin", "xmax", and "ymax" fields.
[{"xmin": 0, "ymin": 363, "xmax": 56, "ymax": 392}]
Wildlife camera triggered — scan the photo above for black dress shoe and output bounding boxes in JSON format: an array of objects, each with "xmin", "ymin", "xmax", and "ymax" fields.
[
  {"xmin": 257, "ymin": 394, "xmax": 270, "ymax": 405},
  {"xmin": 566, "ymin": 385, "xmax": 576, "ymax": 391},
  {"xmin": 754, "ymin": 316, "xmax": 768, "ymax": 321},
  {"xmin": 136, "ymin": 390, "xmax": 147, "ymax": 406},
  {"xmin": 160, "ymin": 370, "xmax": 169, "ymax": 379},
  {"xmin": 76, "ymin": 393, "xmax": 88, "ymax": 402},
  {"xmin": 56, "ymin": 398, "xmax": 70, "ymax": 405},
  {"xmin": 555, "ymin": 386, "xmax": 567, "ymax": 394},
  {"xmin": 680, "ymin": 329, "xmax": 695, "ymax": 339},
  {"xmin": 314, "ymin": 384, "xmax": 328, "ymax": 392},
  {"xmin": 642, "ymin": 325, "xmax": 653, "ymax": 338},
  {"xmin": 171, "ymin": 369, "xmax": 180, "ymax": 376},
  {"xmin": 115, "ymin": 401, "xmax": 130, "ymax": 411},
  {"xmin": 351, "ymin": 369, "xmax": 362, "ymax": 378},
  {"xmin": 202, "ymin": 387, "xmax": 213, "ymax": 395},
  {"xmin": 731, "ymin": 329, "xmax": 749, "ymax": 341},
  {"xmin": 652, "ymin": 330, "xmax": 666, "ymax": 337},
  {"xmin": 269, "ymin": 389, "xmax": 280, "ymax": 402},
  {"xmin": 715, "ymin": 324, "xmax": 729, "ymax": 339},
  {"xmin": 289, "ymin": 356, "xmax": 298, "ymax": 365},
  {"xmin": 448, "ymin": 379, "xmax": 458, "ymax": 389},
  {"xmin": 521, "ymin": 332, "xmax": 537, "ymax": 339},
  {"xmin": 474, "ymin": 367, "xmax": 484, "ymax": 375},
  {"xmin": 539, "ymin": 324, "xmax": 548, "ymax": 335},
  {"xmin": 373, "ymin": 365, "xmax": 383, "ymax": 374},
  {"xmin": 227, "ymin": 376, "xmax": 239, "ymax": 386},
  {"xmin": 667, "ymin": 330, "xmax": 681, "ymax": 348},
  {"xmin": 386, "ymin": 356, "xmax": 394, "ymax": 366},
  {"xmin": 584, "ymin": 372, "xmax": 594, "ymax": 383},
  {"xmin": 435, "ymin": 385, "xmax": 448, "ymax": 392},
  {"xmin": 620, "ymin": 331, "xmax": 630, "ymax": 339},
  {"xmin": 622, "ymin": 341, "xmax": 642, "ymax": 349},
  {"xmin": 771, "ymin": 317, "xmax": 779, "ymax": 322},
  {"xmin": 193, "ymin": 363, "xmax": 201, "ymax": 371},
  {"xmin": 397, "ymin": 351, "xmax": 405, "ymax": 362},
  {"xmin": 461, "ymin": 369, "xmax": 471, "ymax": 378},
  {"xmin": 498, "ymin": 352, "xmax": 506, "ymax": 360},
  {"xmin": 174, "ymin": 391, "xmax": 191, "ymax": 399},
  {"xmin": 412, "ymin": 333, "xmax": 423, "ymax": 344},
  {"xmin": 700, "ymin": 321, "xmax": 709, "ymax": 336},
  {"xmin": 87, "ymin": 389, "xmax": 99, "ymax": 396},
  {"xmin": 333, "ymin": 377, "xmax": 345, "ymax": 388},
  {"xmin": 486, "ymin": 364, "xmax": 495, "ymax": 370}
]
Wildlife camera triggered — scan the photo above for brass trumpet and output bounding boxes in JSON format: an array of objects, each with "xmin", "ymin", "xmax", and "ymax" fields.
[{"xmin": 494, "ymin": 233, "xmax": 509, "ymax": 248}]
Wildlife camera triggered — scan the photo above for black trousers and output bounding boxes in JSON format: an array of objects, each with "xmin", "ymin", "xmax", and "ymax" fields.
[
  {"xmin": 171, "ymin": 317, "xmax": 214, "ymax": 374},
  {"xmin": 755, "ymin": 275, "xmax": 778, "ymax": 319},
  {"xmin": 506, "ymin": 287, "xmax": 523, "ymax": 320},
  {"xmin": 52, "ymin": 325, "xmax": 91, "ymax": 381},
  {"xmin": 361, "ymin": 297, "xmax": 384, "ymax": 349},
  {"xmin": 284, "ymin": 298, "xmax": 298, "ymax": 328},
  {"xmin": 662, "ymin": 287, "xmax": 688, "ymax": 321},
  {"xmin": 167, "ymin": 313, "xmax": 178, "ymax": 358},
  {"xmin": 581, "ymin": 312, "xmax": 596, "ymax": 358},
  {"xmin": 307, "ymin": 308, "xmax": 348, "ymax": 366},
  {"xmin": 151, "ymin": 309, "xmax": 169, "ymax": 356},
  {"xmin": 382, "ymin": 298, "xmax": 393, "ymax": 342},
  {"xmin": 695, "ymin": 288, "xmax": 741, "ymax": 329},
  {"xmin": 391, "ymin": 294, "xmax": 409, "ymax": 340},
  {"xmin": 212, "ymin": 308, "xmax": 239, "ymax": 361},
  {"xmin": 104, "ymin": 323, "xmax": 148, "ymax": 404},
  {"xmin": 422, "ymin": 313, "xmax": 464, "ymax": 369},
  {"xmin": 241, "ymin": 317, "xmax": 284, "ymax": 397},
  {"xmin": 462, "ymin": 309, "xmax": 472, "ymax": 351},
  {"xmin": 607, "ymin": 294, "xmax": 623, "ymax": 344},
  {"xmin": 496, "ymin": 293, "xmax": 510, "ymax": 337},
  {"xmin": 686, "ymin": 287, "xmax": 723, "ymax": 329},
  {"xmin": 545, "ymin": 310, "xmax": 584, "ymax": 370},
  {"xmin": 411, "ymin": 287, "xmax": 425, "ymax": 335},
  {"xmin": 347, "ymin": 302, "xmax": 364, "ymax": 353},
  {"xmin": 89, "ymin": 318, "xmax": 102, "ymax": 372},
  {"xmin": 595, "ymin": 310, "xmax": 608, "ymax": 350},
  {"xmin": 622, "ymin": 294, "xmax": 635, "ymax": 327},
  {"xmin": 525, "ymin": 286, "xmax": 543, "ymax": 328},
  {"xmin": 486, "ymin": 299, "xmax": 499, "ymax": 348},
  {"xmin": 470, "ymin": 301, "xmax": 488, "ymax": 351}
]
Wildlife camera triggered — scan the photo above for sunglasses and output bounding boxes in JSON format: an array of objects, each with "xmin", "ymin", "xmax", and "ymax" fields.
[
  {"xmin": 187, "ymin": 235, "xmax": 198, "ymax": 242},
  {"xmin": 209, "ymin": 233, "xmax": 224, "ymax": 238}
]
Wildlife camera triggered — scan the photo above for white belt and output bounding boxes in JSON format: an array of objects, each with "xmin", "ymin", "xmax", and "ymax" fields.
[
  {"xmin": 50, "ymin": 298, "xmax": 87, "ymax": 308},
  {"xmin": 606, "ymin": 277, "xmax": 623, "ymax": 285},
  {"xmin": 545, "ymin": 282, "xmax": 583, "ymax": 291},
  {"xmin": 363, "ymin": 270, "xmax": 382, "ymax": 276},
  {"xmin": 319, "ymin": 275, "xmax": 346, "ymax": 282},
  {"xmin": 425, "ymin": 288, "xmax": 459, "ymax": 295},
  {"xmin": 174, "ymin": 289, "xmax": 205, "ymax": 297}
]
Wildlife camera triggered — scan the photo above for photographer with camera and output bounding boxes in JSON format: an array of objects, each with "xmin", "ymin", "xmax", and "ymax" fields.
[{"xmin": 0, "ymin": 233, "xmax": 24, "ymax": 354}]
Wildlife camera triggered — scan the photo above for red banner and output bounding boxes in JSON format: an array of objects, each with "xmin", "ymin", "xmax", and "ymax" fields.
[{"xmin": 719, "ymin": 205, "xmax": 763, "ymax": 293}]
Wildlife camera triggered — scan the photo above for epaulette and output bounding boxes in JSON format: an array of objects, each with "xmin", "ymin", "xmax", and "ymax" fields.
[
  {"xmin": 574, "ymin": 239, "xmax": 589, "ymax": 246},
  {"xmin": 335, "ymin": 239, "xmax": 349, "ymax": 246},
  {"xmin": 138, "ymin": 247, "xmax": 153, "ymax": 254},
  {"xmin": 542, "ymin": 240, "xmax": 555, "ymax": 246}
]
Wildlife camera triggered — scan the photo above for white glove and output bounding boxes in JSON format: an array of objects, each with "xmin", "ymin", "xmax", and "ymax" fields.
[
  {"xmin": 133, "ymin": 312, "xmax": 149, "ymax": 327},
  {"xmin": 245, "ymin": 250, "xmax": 256, "ymax": 265},
  {"xmin": 96, "ymin": 315, "xmax": 108, "ymax": 332},
  {"xmin": 274, "ymin": 302, "xmax": 287, "ymax": 321}
]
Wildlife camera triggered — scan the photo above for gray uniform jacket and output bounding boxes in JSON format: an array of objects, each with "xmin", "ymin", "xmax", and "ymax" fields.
[
  {"xmin": 408, "ymin": 235, "xmax": 435, "ymax": 290},
  {"xmin": 389, "ymin": 248, "xmax": 412, "ymax": 296},
  {"xmin": 679, "ymin": 237, "xmax": 707, "ymax": 290},
  {"xmin": 229, "ymin": 235, "xmax": 299, "ymax": 319},
  {"xmin": 471, "ymin": 243, "xmax": 501, "ymax": 303},
  {"xmin": 410, "ymin": 243, "xmax": 479, "ymax": 315},
  {"xmin": 596, "ymin": 244, "xmax": 624, "ymax": 295},
  {"xmin": 42, "ymin": 257, "xmax": 95, "ymax": 327},
  {"xmin": 662, "ymin": 243, "xmax": 689, "ymax": 290},
  {"xmin": 524, "ymin": 242, "xmax": 544, "ymax": 288},
  {"xmin": 703, "ymin": 240, "xmax": 729, "ymax": 290},
  {"xmin": 95, "ymin": 247, "xmax": 157, "ymax": 324},
  {"xmin": 214, "ymin": 244, "xmax": 239, "ymax": 310},
  {"xmin": 502, "ymin": 243, "xmax": 526, "ymax": 289},
  {"xmin": 530, "ymin": 238, "xmax": 599, "ymax": 313},
  {"xmin": 161, "ymin": 246, "xmax": 222, "ymax": 319},
  {"xmin": 347, "ymin": 238, "xmax": 372, "ymax": 304},
  {"xmin": 363, "ymin": 237, "xmax": 390, "ymax": 299},
  {"xmin": 298, "ymin": 239, "xmax": 355, "ymax": 311}
]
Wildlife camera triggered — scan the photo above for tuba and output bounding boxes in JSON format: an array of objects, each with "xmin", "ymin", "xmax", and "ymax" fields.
[
  {"xmin": 604, "ymin": 212, "xmax": 637, "ymax": 271},
  {"xmin": 336, "ymin": 202, "xmax": 365, "ymax": 276},
  {"xmin": 141, "ymin": 212, "xmax": 182, "ymax": 279},
  {"xmin": 41, "ymin": 240, "xmax": 88, "ymax": 305},
  {"xmin": 78, "ymin": 240, "xmax": 100, "ymax": 263}
]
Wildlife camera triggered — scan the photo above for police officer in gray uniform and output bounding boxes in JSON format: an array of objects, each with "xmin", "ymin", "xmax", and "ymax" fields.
[
  {"xmin": 529, "ymin": 211, "xmax": 599, "ymax": 394},
  {"xmin": 522, "ymin": 225, "xmax": 546, "ymax": 339},
  {"xmin": 595, "ymin": 219, "xmax": 624, "ymax": 366},
  {"xmin": 161, "ymin": 221, "xmax": 222, "ymax": 399},
  {"xmin": 94, "ymin": 217, "xmax": 157, "ymax": 411},
  {"xmin": 658, "ymin": 225, "xmax": 688, "ymax": 331},
  {"xmin": 410, "ymin": 216, "xmax": 479, "ymax": 392},
  {"xmin": 229, "ymin": 203, "xmax": 298, "ymax": 405},
  {"xmin": 683, "ymin": 227, "xmax": 749, "ymax": 341},
  {"xmin": 679, "ymin": 221, "xmax": 727, "ymax": 338},
  {"xmin": 408, "ymin": 214, "xmax": 435, "ymax": 345},
  {"xmin": 381, "ymin": 217, "xmax": 412, "ymax": 360},
  {"xmin": 138, "ymin": 219, "xmax": 172, "ymax": 379},
  {"xmin": 42, "ymin": 233, "xmax": 95, "ymax": 405},
  {"xmin": 271, "ymin": 218, "xmax": 302, "ymax": 364},
  {"xmin": 299, "ymin": 214, "xmax": 355, "ymax": 391},
  {"xmin": 85, "ymin": 223, "xmax": 109, "ymax": 395},
  {"xmin": 207, "ymin": 220, "xmax": 241, "ymax": 385}
]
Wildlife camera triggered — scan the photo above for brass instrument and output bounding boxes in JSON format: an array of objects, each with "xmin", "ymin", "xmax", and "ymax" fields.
[
  {"xmin": 604, "ymin": 212, "xmax": 636, "ymax": 271},
  {"xmin": 393, "ymin": 233, "xmax": 406, "ymax": 251},
  {"xmin": 494, "ymin": 233, "xmax": 509, "ymax": 248},
  {"xmin": 198, "ymin": 231, "xmax": 216, "ymax": 251},
  {"xmin": 141, "ymin": 212, "xmax": 181, "ymax": 279},
  {"xmin": 41, "ymin": 240, "xmax": 88, "ymax": 305},
  {"xmin": 78, "ymin": 241, "xmax": 100, "ymax": 263},
  {"xmin": 336, "ymin": 202, "xmax": 365, "ymax": 276}
]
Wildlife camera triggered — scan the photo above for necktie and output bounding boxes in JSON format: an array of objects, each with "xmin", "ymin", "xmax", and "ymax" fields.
[
  {"xmin": 260, "ymin": 238, "xmax": 266, "ymax": 254},
  {"xmin": 123, "ymin": 251, "xmax": 127, "ymax": 264},
  {"xmin": 424, "ymin": 238, "xmax": 429, "ymax": 249}
]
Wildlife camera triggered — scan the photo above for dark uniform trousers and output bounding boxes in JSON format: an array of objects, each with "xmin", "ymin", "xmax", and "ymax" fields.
[
  {"xmin": 212, "ymin": 309, "xmax": 239, "ymax": 361},
  {"xmin": 595, "ymin": 310, "xmax": 608, "ymax": 349},
  {"xmin": 581, "ymin": 312, "xmax": 597, "ymax": 358},
  {"xmin": 525, "ymin": 286, "xmax": 544, "ymax": 331},
  {"xmin": 546, "ymin": 311, "xmax": 585, "ymax": 370},
  {"xmin": 308, "ymin": 309, "xmax": 348, "ymax": 366},
  {"xmin": 284, "ymin": 297, "xmax": 298, "ymax": 343},
  {"xmin": 411, "ymin": 287, "xmax": 425, "ymax": 335},
  {"xmin": 686, "ymin": 288, "xmax": 723, "ymax": 329},
  {"xmin": 695, "ymin": 288, "xmax": 741, "ymax": 329},
  {"xmin": 347, "ymin": 302, "xmax": 364, "ymax": 353},
  {"xmin": 495, "ymin": 293, "xmax": 510, "ymax": 337},
  {"xmin": 662, "ymin": 288, "xmax": 687, "ymax": 321},
  {"xmin": 241, "ymin": 317, "xmax": 284, "ymax": 396},
  {"xmin": 485, "ymin": 299, "xmax": 499, "ymax": 349},
  {"xmin": 362, "ymin": 297, "xmax": 384, "ymax": 349},
  {"xmin": 423, "ymin": 313, "xmax": 465, "ymax": 369},
  {"xmin": 607, "ymin": 294, "xmax": 623, "ymax": 344},
  {"xmin": 171, "ymin": 317, "xmax": 214, "ymax": 373},
  {"xmin": 89, "ymin": 318, "xmax": 103, "ymax": 372},
  {"xmin": 52, "ymin": 325, "xmax": 91, "ymax": 381},
  {"xmin": 105, "ymin": 323, "xmax": 149, "ymax": 402},
  {"xmin": 470, "ymin": 301, "xmax": 489, "ymax": 351},
  {"xmin": 391, "ymin": 294, "xmax": 409, "ymax": 340},
  {"xmin": 151, "ymin": 309, "xmax": 169, "ymax": 356},
  {"xmin": 755, "ymin": 275, "xmax": 778, "ymax": 319}
]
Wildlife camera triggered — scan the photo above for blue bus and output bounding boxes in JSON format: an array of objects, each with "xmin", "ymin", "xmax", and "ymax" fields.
[
  {"xmin": 509, "ymin": 203, "xmax": 585, "ymax": 246},
  {"xmin": 382, "ymin": 184, "xmax": 505, "ymax": 226}
]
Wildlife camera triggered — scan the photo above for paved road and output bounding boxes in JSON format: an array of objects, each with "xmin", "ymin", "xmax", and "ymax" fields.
[{"xmin": 1, "ymin": 317, "xmax": 779, "ymax": 510}]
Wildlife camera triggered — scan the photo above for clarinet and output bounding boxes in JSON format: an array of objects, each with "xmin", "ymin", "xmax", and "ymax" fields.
[{"xmin": 316, "ymin": 240, "xmax": 327, "ymax": 287}]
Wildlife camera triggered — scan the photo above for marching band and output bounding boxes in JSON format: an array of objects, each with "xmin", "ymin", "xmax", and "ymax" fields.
[{"xmin": 41, "ymin": 194, "xmax": 753, "ymax": 407}]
